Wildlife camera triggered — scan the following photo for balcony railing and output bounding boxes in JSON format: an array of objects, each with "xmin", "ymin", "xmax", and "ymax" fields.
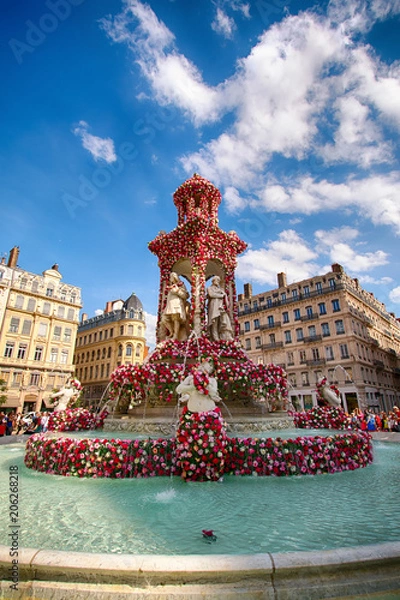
[
  {"xmin": 305, "ymin": 359, "xmax": 326, "ymax": 366},
  {"xmin": 302, "ymin": 335, "xmax": 322, "ymax": 343},
  {"xmin": 261, "ymin": 342, "xmax": 284, "ymax": 350},
  {"xmin": 260, "ymin": 321, "xmax": 281, "ymax": 330}
]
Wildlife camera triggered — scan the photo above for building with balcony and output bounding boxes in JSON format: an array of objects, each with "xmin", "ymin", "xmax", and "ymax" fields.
[
  {"xmin": 74, "ymin": 293, "xmax": 148, "ymax": 406},
  {"xmin": 238, "ymin": 264, "xmax": 400, "ymax": 413},
  {"xmin": 0, "ymin": 246, "xmax": 82, "ymax": 413}
]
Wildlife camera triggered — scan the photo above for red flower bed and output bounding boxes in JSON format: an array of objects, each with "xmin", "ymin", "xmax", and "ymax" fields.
[
  {"xmin": 289, "ymin": 406, "xmax": 353, "ymax": 430},
  {"xmin": 48, "ymin": 408, "xmax": 108, "ymax": 432}
]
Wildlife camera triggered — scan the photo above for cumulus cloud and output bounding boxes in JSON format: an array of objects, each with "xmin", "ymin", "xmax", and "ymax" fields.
[
  {"xmin": 73, "ymin": 121, "xmax": 117, "ymax": 163},
  {"xmin": 212, "ymin": 8, "xmax": 236, "ymax": 38},
  {"xmin": 236, "ymin": 230, "xmax": 321, "ymax": 286},
  {"xmin": 389, "ymin": 286, "xmax": 400, "ymax": 304}
]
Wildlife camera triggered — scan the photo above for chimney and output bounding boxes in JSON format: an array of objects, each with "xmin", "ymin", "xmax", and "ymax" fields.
[
  {"xmin": 243, "ymin": 283, "xmax": 252, "ymax": 299},
  {"xmin": 81, "ymin": 312, "xmax": 88, "ymax": 322},
  {"xmin": 105, "ymin": 301, "xmax": 113, "ymax": 313},
  {"xmin": 277, "ymin": 272, "xmax": 287, "ymax": 288},
  {"xmin": 0, "ymin": 257, "xmax": 5, "ymax": 265},
  {"xmin": 7, "ymin": 246, "xmax": 20, "ymax": 268},
  {"xmin": 332, "ymin": 263, "xmax": 344, "ymax": 274}
]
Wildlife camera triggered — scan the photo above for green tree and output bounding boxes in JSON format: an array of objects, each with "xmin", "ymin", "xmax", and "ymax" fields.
[{"xmin": 0, "ymin": 378, "xmax": 7, "ymax": 407}]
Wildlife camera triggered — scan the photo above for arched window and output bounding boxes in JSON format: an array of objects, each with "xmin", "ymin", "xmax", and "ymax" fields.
[
  {"xmin": 129, "ymin": 309, "xmax": 135, "ymax": 319},
  {"xmin": 126, "ymin": 344, "xmax": 132, "ymax": 356},
  {"xmin": 118, "ymin": 344, "xmax": 123, "ymax": 357},
  {"xmin": 135, "ymin": 344, "xmax": 141, "ymax": 357},
  {"xmin": 107, "ymin": 347, "xmax": 112, "ymax": 358}
]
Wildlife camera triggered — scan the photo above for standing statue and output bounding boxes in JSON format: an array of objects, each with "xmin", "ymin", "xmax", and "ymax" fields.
[
  {"xmin": 50, "ymin": 379, "xmax": 80, "ymax": 412},
  {"xmin": 176, "ymin": 360, "xmax": 221, "ymax": 413},
  {"xmin": 318, "ymin": 378, "xmax": 341, "ymax": 408},
  {"xmin": 159, "ymin": 272, "xmax": 189, "ymax": 341},
  {"xmin": 207, "ymin": 276, "xmax": 233, "ymax": 341}
]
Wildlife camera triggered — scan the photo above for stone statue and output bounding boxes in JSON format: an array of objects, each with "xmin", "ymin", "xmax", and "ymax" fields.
[
  {"xmin": 318, "ymin": 378, "xmax": 341, "ymax": 408},
  {"xmin": 159, "ymin": 272, "xmax": 189, "ymax": 341},
  {"xmin": 50, "ymin": 380, "xmax": 79, "ymax": 412},
  {"xmin": 176, "ymin": 360, "xmax": 221, "ymax": 413},
  {"xmin": 207, "ymin": 276, "xmax": 233, "ymax": 341}
]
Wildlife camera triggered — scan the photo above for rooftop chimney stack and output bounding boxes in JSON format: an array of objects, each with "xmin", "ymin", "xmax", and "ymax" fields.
[
  {"xmin": 243, "ymin": 283, "xmax": 252, "ymax": 299},
  {"xmin": 7, "ymin": 246, "xmax": 20, "ymax": 269},
  {"xmin": 277, "ymin": 272, "xmax": 287, "ymax": 288}
]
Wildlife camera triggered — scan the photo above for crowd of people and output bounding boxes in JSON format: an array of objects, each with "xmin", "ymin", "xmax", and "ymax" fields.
[
  {"xmin": 0, "ymin": 411, "xmax": 49, "ymax": 436},
  {"xmin": 350, "ymin": 406, "xmax": 400, "ymax": 432}
]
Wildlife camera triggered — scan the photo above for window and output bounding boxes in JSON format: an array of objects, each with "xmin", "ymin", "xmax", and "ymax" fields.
[
  {"xmin": 12, "ymin": 372, "xmax": 21, "ymax": 385},
  {"xmin": 335, "ymin": 320, "xmax": 345, "ymax": 334},
  {"xmin": 30, "ymin": 373, "xmax": 40, "ymax": 386},
  {"xmin": 60, "ymin": 350, "xmax": 68, "ymax": 364},
  {"xmin": 299, "ymin": 350, "xmax": 306, "ymax": 363},
  {"xmin": 281, "ymin": 292, "xmax": 286, "ymax": 302},
  {"xmin": 328, "ymin": 278, "xmax": 336, "ymax": 289},
  {"xmin": 282, "ymin": 311, "xmax": 289, "ymax": 323},
  {"xmin": 64, "ymin": 328, "xmax": 72, "ymax": 343},
  {"xmin": 266, "ymin": 298, "xmax": 272, "ymax": 307},
  {"xmin": 318, "ymin": 302, "xmax": 326, "ymax": 315},
  {"xmin": 53, "ymin": 326, "xmax": 61, "ymax": 341},
  {"xmin": 31, "ymin": 281, "xmax": 38, "ymax": 293},
  {"xmin": 255, "ymin": 336, "xmax": 261, "ymax": 348},
  {"xmin": 101, "ymin": 364, "xmax": 104, "ymax": 378},
  {"xmin": 243, "ymin": 303, "xmax": 249, "ymax": 313},
  {"xmin": 292, "ymin": 289, "xmax": 298, "ymax": 299},
  {"xmin": 91, "ymin": 351, "xmax": 95, "ymax": 361},
  {"xmin": 88, "ymin": 335, "xmax": 92, "ymax": 343},
  {"xmin": 325, "ymin": 346, "xmax": 334, "ymax": 360},
  {"xmin": 67, "ymin": 308, "xmax": 75, "ymax": 320},
  {"xmin": 9, "ymin": 317, "xmax": 20, "ymax": 333},
  {"xmin": 308, "ymin": 325, "xmax": 316, "ymax": 338},
  {"xmin": 110, "ymin": 328, "xmax": 114, "ymax": 338},
  {"xmin": 287, "ymin": 352, "xmax": 294, "ymax": 365},
  {"xmin": 306, "ymin": 306, "xmax": 313, "ymax": 318},
  {"xmin": 245, "ymin": 338, "xmax": 251, "ymax": 350},
  {"xmin": 321, "ymin": 322, "xmax": 330, "ymax": 337},
  {"xmin": 15, "ymin": 295, "xmax": 24, "ymax": 309},
  {"xmin": 340, "ymin": 344, "xmax": 349, "ymax": 359},
  {"xmin": 138, "ymin": 326, "xmax": 142, "ymax": 336},
  {"xmin": 253, "ymin": 300, "xmax": 258, "ymax": 310},
  {"xmin": 303, "ymin": 285, "xmax": 310, "ymax": 297},
  {"xmin": 60, "ymin": 290, "xmax": 66, "ymax": 301},
  {"xmin": 301, "ymin": 372, "xmax": 309, "ymax": 385},
  {"xmin": 128, "ymin": 325, "xmax": 133, "ymax": 335},
  {"xmin": 106, "ymin": 363, "xmax": 110, "ymax": 377},
  {"xmin": 316, "ymin": 281, "xmax": 323, "ymax": 294},
  {"xmin": 42, "ymin": 302, "xmax": 51, "ymax": 315},
  {"xmin": 95, "ymin": 365, "xmax": 99, "ymax": 378},
  {"xmin": 136, "ymin": 344, "xmax": 141, "ymax": 357},
  {"xmin": 27, "ymin": 298, "xmax": 36, "ymax": 311},
  {"xmin": 34, "ymin": 346, "xmax": 43, "ymax": 361},
  {"xmin": 4, "ymin": 342, "xmax": 14, "ymax": 358},
  {"xmin": 46, "ymin": 286, "xmax": 54, "ymax": 297},
  {"xmin": 296, "ymin": 328, "xmax": 304, "ymax": 341},
  {"xmin": 99, "ymin": 331, "xmax": 103, "ymax": 341},
  {"xmin": 118, "ymin": 344, "xmax": 123, "ymax": 356},
  {"xmin": 244, "ymin": 321, "xmax": 250, "ymax": 332},
  {"xmin": 269, "ymin": 333, "xmax": 275, "ymax": 344},
  {"xmin": 294, "ymin": 308, "xmax": 301, "ymax": 321},
  {"xmin": 50, "ymin": 348, "xmax": 58, "ymax": 363},
  {"xmin": 38, "ymin": 322, "xmax": 48, "ymax": 337},
  {"xmin": 253, "ymin": 319, "xmax": 260, "ymax": 330},
  {"xmin": 332, "ymin": 299, "xmax": 340, "ymax": 312},
  {"xmin": 17, "ymin": 344, "xmax": 27, "ymax": 359},
  {"xmin": 126, "ymin": 345, "xmax": 132, "ymax": 356},
  {"xmin": 312, "ymin": 348, "xmax": 320, "ymax": 361},
  {"xmin": 107, "ymin": 347, "xmax": 112, "ymax": 358},
  {"xmin": 285, "ymin": 330, "xmax": 292, "ymax": 343},
  {"xmin": 102, "ymin": 348, "xmax": 106, "ymax": 359},
  {"xmin": 57, "ymin": 306, "xmax": 65, "ymax": 318},
  {"xmin": 71, "ymin": 293, "xmax": 76, "ymax": 303},
  {"xmin": 267, "ymin": 315, "xmax": 274, "ymax": 326},
  {"xmin": 97, "ymin": 349, "xmax": 101, "ymax": 360},
  {"xmin": 94, "ymin": 333, "xmax": 97, "ymax": 342}
]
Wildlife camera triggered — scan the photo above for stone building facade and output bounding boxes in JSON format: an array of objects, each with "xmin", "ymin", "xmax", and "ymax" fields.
[
  {"xmin": 0, "ymin": 246, "xmax": 82, "ymax": 413},
  {"xmin": 74, "ymin": 293, "xmax": 147, "ymax": 406},
  {"xmin": 238, "ymin": 264, "xmax": 400, "ymax": 413}
]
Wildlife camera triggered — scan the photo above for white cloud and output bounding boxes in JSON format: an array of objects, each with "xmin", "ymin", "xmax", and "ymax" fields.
[
  {"xmin": 389, "ymin": 286, "xmax": 400, "ymax": 304},
  {"xmin": 144, "ymin": 311, "xmax": 157, "ymax": 349},
  {"xmin": 212, "ymin": 8, "xmax": 236, "ymax": 38},
  {"xmin": 94, "ymin": 309, "xmax": 104, "ymax": 316},
  {"xmin": 73, "ymin": 121, "xmax": 117, "ymax": 163},
  {"xmin": 250, "ymin": 174, "xmax": 400, "ymax": 234},
  {"xmin": 236, "ymin": 230, "xmax": 320, "ymax": 286}
]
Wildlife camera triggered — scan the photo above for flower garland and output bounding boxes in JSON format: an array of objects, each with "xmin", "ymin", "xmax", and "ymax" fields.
[
  {"xmin": 108, "ymin": 337, "xmax": 288, "ymax": 408},
  {"xmin": 48, "ymin": 408, "xmax": 108, "ymax": 432},
  {"xmin": 24, "ymin": 429, "xmax": 372, "ymax": 479},
  {"xmin": 289, "ymin": 406, "xmax": 353, "ymax": 430}
]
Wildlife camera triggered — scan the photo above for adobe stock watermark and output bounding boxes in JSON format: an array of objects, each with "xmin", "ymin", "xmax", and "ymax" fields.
[
  {"xmin": 255, "ymin": 0, "xmax": 290, "ymax": 27},
  {"xmin": 62, "ymin": 106, "xmax": 177, "ymax": 219},
  {"xmin": 9, "ymin": 0, "xmax": 87, "ymax": 65}
]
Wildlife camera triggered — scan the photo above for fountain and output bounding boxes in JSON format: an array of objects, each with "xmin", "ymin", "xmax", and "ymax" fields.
[{"xmin": 1, "ymin": 175, "xmax": 399, "ymax": 598}]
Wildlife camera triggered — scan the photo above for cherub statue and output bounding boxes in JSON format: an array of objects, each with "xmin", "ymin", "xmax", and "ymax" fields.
[
  {"xmin": 50, "ymin": 378, "xmax": 81, "ymax": 412},
  {"xmin": 176, "ymin": 360, "xmax": 221, "ymax": 413}
]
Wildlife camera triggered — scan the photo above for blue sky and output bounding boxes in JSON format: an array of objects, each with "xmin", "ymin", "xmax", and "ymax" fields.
[{"xmin": 1, "ymin": 0, "xmax": 400, "ymax": 347}]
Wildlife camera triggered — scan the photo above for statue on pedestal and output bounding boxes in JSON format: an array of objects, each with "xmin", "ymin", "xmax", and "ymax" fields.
[
  {"xmin": 159, "ymin": 272, "xmax": 189, "ymax": 341},
  {"xmin": 207, "ymin": 276, "xmax": 233, "ymax": 341},
  {"xmin": 50, "ymin": 380, "xmax": 79, "ymax": 412}
]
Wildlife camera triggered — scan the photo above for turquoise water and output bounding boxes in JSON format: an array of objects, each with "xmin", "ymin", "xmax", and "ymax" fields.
[{"xmin": 0, "ymin": 437, "xmax": 399, "ymax": 556}]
